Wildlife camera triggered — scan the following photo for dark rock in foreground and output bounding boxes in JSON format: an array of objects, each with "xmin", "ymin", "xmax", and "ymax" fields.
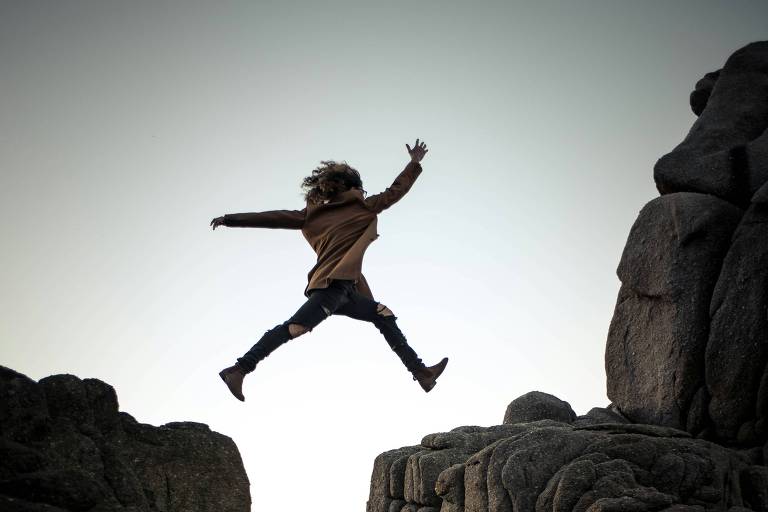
[{"xmin": 0, "ymin": 366, "xmax": 250, "ymax": 512}]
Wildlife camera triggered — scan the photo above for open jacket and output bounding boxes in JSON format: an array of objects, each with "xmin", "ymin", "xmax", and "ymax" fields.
[{"xmin": 223, "ymin": 161, "xmax": 422, "ymax": 300}]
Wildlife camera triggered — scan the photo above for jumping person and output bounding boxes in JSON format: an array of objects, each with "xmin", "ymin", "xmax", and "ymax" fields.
[{"xmin": 211, "ymin": 139, "xmax": 448, "ymax": 401}]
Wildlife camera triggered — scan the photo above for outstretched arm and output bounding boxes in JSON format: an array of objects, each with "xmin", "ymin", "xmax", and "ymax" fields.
[
  {"xmin": 210, "ymin": 208, "xmax": 306, "ymax": 230},
  {"xmin": 364, "ymin": 139, "xmax": 428, "ymax": 213}
]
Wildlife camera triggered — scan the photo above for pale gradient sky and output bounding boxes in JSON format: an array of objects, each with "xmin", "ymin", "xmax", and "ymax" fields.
[{"xmin": 2, "ymin": 1, "xmax": 767, "ymax": 510}]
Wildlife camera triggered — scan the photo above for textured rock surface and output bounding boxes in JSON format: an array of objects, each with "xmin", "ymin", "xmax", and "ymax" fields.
[
  {"xmin": 654, "ymin": 42, "xmax": 768, "ymax": 206},
  {"xmin": 503, "ymin": 391, "xmax": 576, "ymax": 425},
  {"xmin": 369, "ymin": 41, "xmax": 768, "ymax": 512},
  {"xmin": 605, "ymin": 192, "xmax": 742, "ymax": 431},
  {"xmin": 573, "ymin": 405, "xmax": 630, "ymax": 427},
  {"xmin": 706, "ymin": 181, "xmax": 768, "ymax": 445},
  {"xmin": 0, "ymin": 366, "xmax": 250, "ymax": 512},
  {"xmin": 367, "ymin": 396, "xmax": 763, "ymax": 512}
]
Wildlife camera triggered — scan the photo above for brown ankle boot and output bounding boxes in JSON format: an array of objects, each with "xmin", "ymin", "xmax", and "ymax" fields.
[
  {"xmin": 219, "ymin": 364, "xmax": 246, "ymax": 402},
  {"xmin": 412, "ymin": 357, "xmax": 449, "ymax": 393}
]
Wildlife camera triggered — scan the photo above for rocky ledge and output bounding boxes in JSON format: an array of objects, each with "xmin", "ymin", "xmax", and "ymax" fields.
[
  {"xmin": 0, "ymin": 366, "xmax": 250, "ymax": 512},
  {"xmin": 368, "ymin": 392, "xmax": 765, "ymax": 512}
]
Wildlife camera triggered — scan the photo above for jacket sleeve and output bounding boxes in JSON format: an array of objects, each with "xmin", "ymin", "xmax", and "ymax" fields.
[
  {"xmin": 223, "ymin": 208, "xmax": 306, "ymax": 229},
  {"xmin": 364, "ymin": 161, "xmax": 423, "ymax": 213}
]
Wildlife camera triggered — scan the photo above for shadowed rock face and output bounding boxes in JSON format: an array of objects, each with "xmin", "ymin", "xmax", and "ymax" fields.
[
  {"xmin": 689, "ymin": 70, "xmax": 720, "ymax": 117},
  {"xmin": 0, "ymin": 366, "xmax": 250, "ymax": 512},
  {"xmin": 368, "ymin": 40, "xmax": 768, "ymax": 512},
  {"xmin": 654, "ymin": 41, "xmax": 768, "ymax": 207},
  {"xmin": 706, "ymin": 182, "xmax": 768, "ymax": 445}
]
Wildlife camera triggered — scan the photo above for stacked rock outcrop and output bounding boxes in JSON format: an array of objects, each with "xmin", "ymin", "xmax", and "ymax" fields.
[
  {"xmin": 611, "ymin": 40, "xmax": 768, "ymax": 445},
  {"xmin": 367, "ymin": 41, "xmax": 768, "ymax": 512},
  {"xmin": 0, "ymin": 366, "xmax": 250, "ymax": 511}
]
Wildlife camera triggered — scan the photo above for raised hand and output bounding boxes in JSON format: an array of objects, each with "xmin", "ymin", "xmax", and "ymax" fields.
[
  {"xmin": 406, "ymin": 138, "xmax": 428, "ymax": 163},
  {"xmin": 210, "ymin": 216, "xmax": 225, "ymax": 230}
]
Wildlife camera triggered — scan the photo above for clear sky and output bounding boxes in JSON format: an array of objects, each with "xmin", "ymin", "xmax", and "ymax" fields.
[{"xmin": 2, "ymin": 1, "xmax": 767, "ymax": 510}]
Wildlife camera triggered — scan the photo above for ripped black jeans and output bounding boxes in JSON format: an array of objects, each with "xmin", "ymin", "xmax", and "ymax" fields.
[{"xmin": 236, "ymin": 280, "xmax": 424, "ymax": 373}]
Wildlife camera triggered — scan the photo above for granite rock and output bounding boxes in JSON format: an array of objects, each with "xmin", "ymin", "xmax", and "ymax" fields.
[
  {"xmin": 369, "ymin": 413, "xmax": 760, "ymax": 512},
  {"xmin": 605, "ymin": 192, "xmax": 742, "ymax": 432},
  {"xmin": 654, "ymin": 42, "xmax": 768, "ymax": 206},
  {"xmin": 706, "ymin": 181, "xmax": 768, "ymax": 444},
  {"xmin": 503, "ymin": 391, "xmax": 577, "ymax": 425},
  {"xmin": 0, "ymin": 366, "xmax": 250, "ymax": 512},
  {"xmin": 369, "ymin": 41, "xmax": 768, "ymax": 512}
]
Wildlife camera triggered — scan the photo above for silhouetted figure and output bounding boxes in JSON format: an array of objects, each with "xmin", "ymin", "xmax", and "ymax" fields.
[{"xmin": 212, "ymin": 139, "xmax": 448, "ymax": 401}]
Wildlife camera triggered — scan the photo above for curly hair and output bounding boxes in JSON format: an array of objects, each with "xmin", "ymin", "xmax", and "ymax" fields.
[{"xmin": 301, "ymin": 160, "xmax": 365, "ymax": 204}]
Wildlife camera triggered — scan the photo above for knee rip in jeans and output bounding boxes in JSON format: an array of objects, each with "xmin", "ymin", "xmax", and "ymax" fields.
[
  {"xmin": 376, "ymin": 304, "xmax": 395, "ymax": 317},
  {"xmin": 288, "ymin": 323, "xmax": 309, "ymax": 338}
]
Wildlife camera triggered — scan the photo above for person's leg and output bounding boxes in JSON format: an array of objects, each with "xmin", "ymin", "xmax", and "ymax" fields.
[
  {"xmin": 220, "ymin": 281, "xmax": 354, "ymax": 401},
  {"xmin": 237, "ymin": 281, "xmax": 354, "ymax": 372},
  {"xmin": 335, "ymin": 289, "xmax": 448, "ymax": 391},
  {"xmin": 335, "ymin": 292, "xmax": 425, "ymax": 373}
]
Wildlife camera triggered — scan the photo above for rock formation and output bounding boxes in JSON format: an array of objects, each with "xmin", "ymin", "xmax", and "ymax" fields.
[
  {"xmin": 605, "ymin": 193, "xmax": 742, "ymax": 434},
  {"xmin": 0, "ymin": 366, "xmax": 250, "ymax": 512},
  {"xmin": 654, "ymin": 42, "xmax": 768, "ymax": 207},
  {"xmin": 367, "ymin": 41, "xmax": 768, "ymax": 512}
]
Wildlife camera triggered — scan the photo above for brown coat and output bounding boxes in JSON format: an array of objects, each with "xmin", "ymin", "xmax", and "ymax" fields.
[{"xmin": 223, "ymin": 161, "xmax": 423, "ymax": 300}]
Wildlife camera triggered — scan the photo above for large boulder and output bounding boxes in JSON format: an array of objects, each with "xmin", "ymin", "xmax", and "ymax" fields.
[
  {"xmin": 605, "ymin": 193, "xmax": 742, "ymax": 432},
  {"xmin": 654, "ymin": 41, "xmax": 768, "ymax": 206},
  {"xmin": 706, "ymin": 181, "xmax": 768, "ymax": 444},
  {"xmin": 503, "ymin": 391, "xmax": 576, "ymax": 425},
  {"xmin": 0, "ymin": 366, "xmax": 250, "ymax": 512}
]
